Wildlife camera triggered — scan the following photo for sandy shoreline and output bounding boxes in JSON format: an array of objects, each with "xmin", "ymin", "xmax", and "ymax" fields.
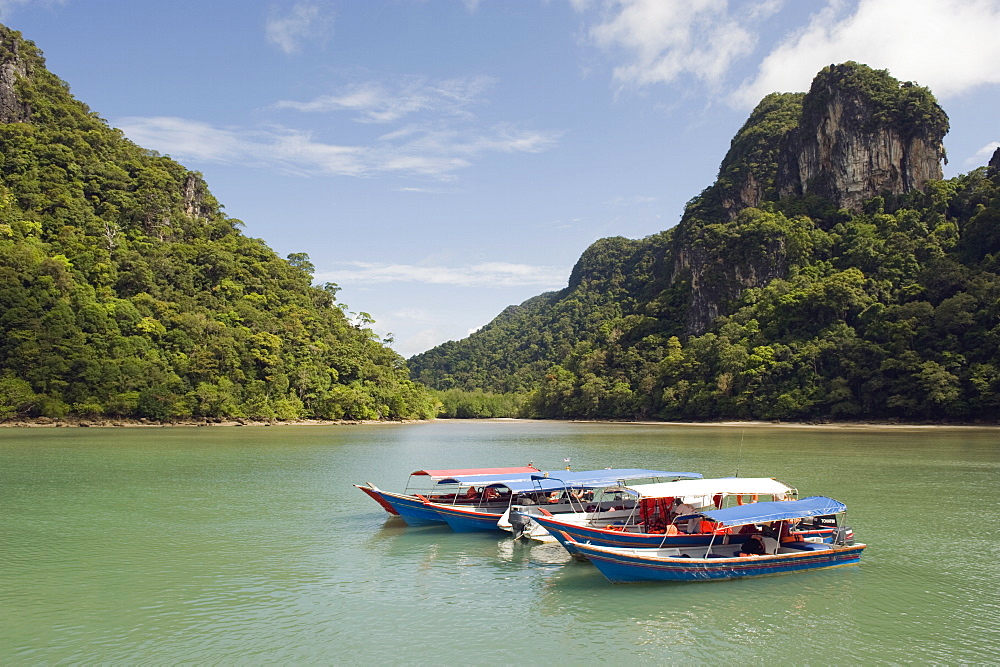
[{"xmin": 0, "ymin": 416, "xmax": 995, "ymax": 430}]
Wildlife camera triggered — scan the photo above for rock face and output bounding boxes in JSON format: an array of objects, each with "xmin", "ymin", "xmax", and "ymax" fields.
[
  {"xmin": 182, "ymin": 173, "xmax": 213, "ymax": 220},
  {"xmin": 674, "ymin": 239, "xmax": 788, "ymax": 335},
  {"xmin": 673, "ymin": 63, "xmax": 949, "ymax": 335},
  {"xmin": 988, "ymin": 147, "xmax": 1000, "ymax": 177},
  {"xmin": 776, "ymin": 63, "xmax": 947, "ymax": 211},
  {"xmin": 0, "ymin": 27, "xmax": 31, "ymax": 123}
]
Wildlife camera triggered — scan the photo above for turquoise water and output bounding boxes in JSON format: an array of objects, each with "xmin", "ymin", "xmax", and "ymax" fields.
[{"xmin": 1, "ymin": 420, "xmax": 997, "ymax": 663}]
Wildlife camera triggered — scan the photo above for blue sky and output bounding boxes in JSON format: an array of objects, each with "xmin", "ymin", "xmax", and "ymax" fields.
[{"xmin": 4, "ymin": 0, "xmax": 1000, "ymax": 357}]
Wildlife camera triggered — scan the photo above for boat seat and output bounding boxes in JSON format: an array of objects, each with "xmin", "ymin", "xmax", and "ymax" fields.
[
  {"xmin": 780, "ymin": 541, "xmax": 829, "ymax": 552},
  {"xmin": 761, "ymin": 537, "xmax": 779, "ymax": 554}
]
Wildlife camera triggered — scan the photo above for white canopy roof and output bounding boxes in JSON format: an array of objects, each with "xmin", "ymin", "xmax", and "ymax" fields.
[{"xmin": 620, "ymin": 477, "xmax": 795, "ymax": 500}]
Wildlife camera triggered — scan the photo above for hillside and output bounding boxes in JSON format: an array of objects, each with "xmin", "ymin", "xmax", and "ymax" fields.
[
  {"xmin": 409, "ymin": 63, "xmax": 1000, "ymax": 422},
  {"xmin": 0, "ymin": 25, "xmax": 438, "ymax": 422}
]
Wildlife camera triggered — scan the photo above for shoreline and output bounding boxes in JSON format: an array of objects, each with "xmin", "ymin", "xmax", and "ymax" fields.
[
  {"xmin": 1, "ymin": 416, "xmax": 996, "ymax": 430},
  {"xmin": 0, "ymin": 417, "xmax": 418, "ymax": 428}
]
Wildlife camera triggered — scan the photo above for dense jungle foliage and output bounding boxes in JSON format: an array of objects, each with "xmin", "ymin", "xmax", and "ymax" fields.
[
  {"xmin": 0, "ymin": 27, "xmax": 438, "ymax": 421},
  {"xmin": 411, "ymin": 65, "xmax": 1000, "ymax": 423}
]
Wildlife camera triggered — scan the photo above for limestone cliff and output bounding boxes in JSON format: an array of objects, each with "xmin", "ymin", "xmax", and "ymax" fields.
[
  {"xmin": 777, "ymin": 63, "xmax": 948, "ymax": 211},
  {"xmin": 673, "ymin": 62, "xmax": 949, "ymax": 335},
  {"xmin": 0, "ymin": 27, "xmax": 32, "ymax": 123}
]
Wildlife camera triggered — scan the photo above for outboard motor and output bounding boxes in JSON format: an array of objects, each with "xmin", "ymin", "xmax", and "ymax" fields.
[
  {"xmin": 831, "ymin": 525, "xmax": 853, "ymax": 546},
  {"xmin": 508, "ymin": 510, "xmax": 533, "ymax": 540}
]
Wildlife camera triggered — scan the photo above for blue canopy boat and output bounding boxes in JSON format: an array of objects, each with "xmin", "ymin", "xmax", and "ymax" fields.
[
  {"xmin": 424, "ymin": 469, "xmax": 702, "ymax": 532},
  {"xmin": 567, "ymin": 496, "xmax": 865, "ymax": 583},
  {"xmin": 354, "ymin": 466, "xmax": 540, "ymax": 526},
  {"xmin": 515, "ymin": 477, "xmax": 844, "ymax": 553}
]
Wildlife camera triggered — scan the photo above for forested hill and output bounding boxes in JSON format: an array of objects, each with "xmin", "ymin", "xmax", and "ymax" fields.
[
  {"xmin": 0, "ymin": 25, "xmax": 438, "ymax": 422},
  {"xmin": 410, "ymin": 63, "xmax": 1000, "ymax": 423}
]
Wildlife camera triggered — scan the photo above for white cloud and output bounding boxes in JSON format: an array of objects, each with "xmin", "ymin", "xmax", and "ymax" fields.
[
  {"xmin": 317, "ymin": 261, "xmax": 568, "ymax": 288},
  {"xmin": 582, "ymin": 0, "xmax": 784, "ymax": 89},
  {"xmin": 390, "ymin": 307, "xmax": 435, "ymax": 323},
  {"xmin": 605, "ymin": 194, "xmax": 657, "ymax": 206},
  {"xmin": 276, "ymin": 76, "xmax": 495, "ymax": 123},
  {"xmin": 117, "ymin": 116, "xmax": 251, "ymax": 164},
  {"xmin": 265, "ymin": 2, "xmax": 331, "ymax": 55},
  {"xmin": 580, "ymin": 1, "xmax": 1000, "ymax": 108},
  {"xmin": 117, "ymin": 116, "xmax": 366, "ymax": 176},
  {"xmin": 119, "ymin": 74, "xmax": 557, "ymax": 180},
  {"xmin": 0, "ymin": 0, "xmax": 64, "ymax": 19},
  {"xmin": 395, "ymin": 328, "xmax": 451, "ymax": 357},
  {"xmin": 732, "ymin": 0, "xmax": 1000, "ymax": 107},
  {"xmin": 116, "ymin": 115, "xmax": 558, "ymax": 179},
  {"xmin": 966, "ymin": 142, "xmax": 1000, "ymax": 167}
]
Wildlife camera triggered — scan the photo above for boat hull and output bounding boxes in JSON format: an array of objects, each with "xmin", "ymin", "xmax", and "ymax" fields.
[
  {"xmin": 571, "ymin": 541, "xmax": 867, "ymax": 583},
  {"xmin": 527, "ymin": 512, "xmax": 834, "ymax": 555},
  {"xmin": 427, "ymin": 502, "xmax": 505, "ymax": 532},
  {"xmin": 354, "ymin": 483, "xmax": 400, "ymax": 515},
  {"xmin": 360, "ymin": 486, "xmax": 447, "ymax": 526}
]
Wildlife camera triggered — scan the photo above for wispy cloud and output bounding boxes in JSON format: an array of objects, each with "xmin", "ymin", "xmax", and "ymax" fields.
[
  {"xmin": 276, "ymin": 76, "xmax": 495, "ymax": 123},
  {"xmin": 967, "ymin": 141, "xmax": 1000, "ymax": 167},
  {"xmin": 117, "ymin": 116, "xmax": 366, "ymax": 176},
  {"xmin": 317, "ymin": 261, "xmax": 568, "ymax": 288},
  {"xmin": 605, "ymin": 194, "xmax": 657, "ymax": 206},
  {"xmin": 117, "ymin": 115, "xmax": 559, "ymax": 179},
  {"xmin": 0, "ymin": 0, "xmax": 65, "ymax": 19},
  {"xmin": 265, "ymin": 2, "xmax": 332, "ymax": 55},
  {"xmin": 733, "ymin": 0, "xmax": 1000, "ymax": 107},
  {"xmin": 118, "ymin": 73, "xmax": 558, "ymax": 180}
]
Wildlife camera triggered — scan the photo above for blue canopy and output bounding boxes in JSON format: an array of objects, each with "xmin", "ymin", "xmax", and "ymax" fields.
[
  {"xmin": 488, "ymin": 468, "xmax": 701, "ymax": 494},
  {"xmin": 690, "ymin": 496, "xmax": 847, "ymax": 528}
]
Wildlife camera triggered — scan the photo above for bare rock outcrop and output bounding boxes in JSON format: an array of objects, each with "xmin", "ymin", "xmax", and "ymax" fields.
[
  {"xmin": 182, "ymin": 173, "xmax": 214, "ymax": 220},
  {"xmin": 777, "ymin": 63, "xmax": 947, "ymax": 211},
  {"xmin": 673, "ymin": 63, "xmax": 949, "ymax": 336},
  {"xmin": 674, "ymin": 237, "xmax": 788, "ymax": 335},
  {"xmin": 0, "ymin": 27, "xmax": 31, "ymax": 123}
]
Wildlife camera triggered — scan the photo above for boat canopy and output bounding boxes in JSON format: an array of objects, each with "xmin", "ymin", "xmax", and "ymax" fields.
[
  {"xmin": 688, "ymin": 496, "xmax": 847, "ymax": 528},
  {"xmin": 530, "ymin": 469, "xmax": 701, "ymax": 484},
  {"xmin": 435, "ymin": 471, "xmax": 551, "ymax": 486},
  {"xmin": 620, "ymin": 477, "xmax": 795, "ymax": 500},
  {"xmin": 485, "ymin": 469, "xmax": 701, "ymax": 494},
  {"xmin": 409, "ymin": 466, "xmax": 539, "ymax": 482}
]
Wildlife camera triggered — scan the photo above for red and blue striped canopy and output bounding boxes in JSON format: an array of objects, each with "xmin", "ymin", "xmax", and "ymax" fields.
[{"xmin": 410, "ymin": 466, "xmax": 539, "ymax": 481}]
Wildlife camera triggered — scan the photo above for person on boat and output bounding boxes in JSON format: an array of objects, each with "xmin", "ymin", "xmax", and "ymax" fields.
[
  {"xmin": 672, "ymin": 498, "xmax": 697, "ymax": 532},
  {"xmin": 464, "ymin": 486, "xmax": 479, "ymax": 500},
  {"xmin": 777, "ymin": 519, "xmax": 801, "ymax": 543},
  {"xmin": 739, "ymin": 534, "xmax": 767, "ymax": 557},
  {"xmin": 672, "ymin": 497, "xmax": 695, "ymax": 515}
]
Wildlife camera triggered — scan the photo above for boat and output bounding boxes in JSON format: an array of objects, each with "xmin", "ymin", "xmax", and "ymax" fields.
[
  {"xmin": 514, "ymin": 477, "xmax": 842, "ymax": 552},
  {"xmin": 354, "ymin": 465, "xmax": 540, "ymax": 526},
  {"xmin": 566, "ymin": 496, "xmax": 865, "ymax": 583},
  {"xmin": 423, "ymin": 469, "xmax": 702, "ymax": 533}
]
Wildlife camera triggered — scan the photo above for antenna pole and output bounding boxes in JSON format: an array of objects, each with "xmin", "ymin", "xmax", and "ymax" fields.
[{"xmin": 735, "ymin": 430, "xmax": 745, "ymax": 477}]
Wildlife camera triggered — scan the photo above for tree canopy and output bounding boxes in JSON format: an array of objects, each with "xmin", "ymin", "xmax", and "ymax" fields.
[
  {"xmin": 410, "ymin": 65, "xmax": 999, "ymax": 423},
  {"xmin": 0, "ymin": 26, "xmax": 438, "ymax": 421}
]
